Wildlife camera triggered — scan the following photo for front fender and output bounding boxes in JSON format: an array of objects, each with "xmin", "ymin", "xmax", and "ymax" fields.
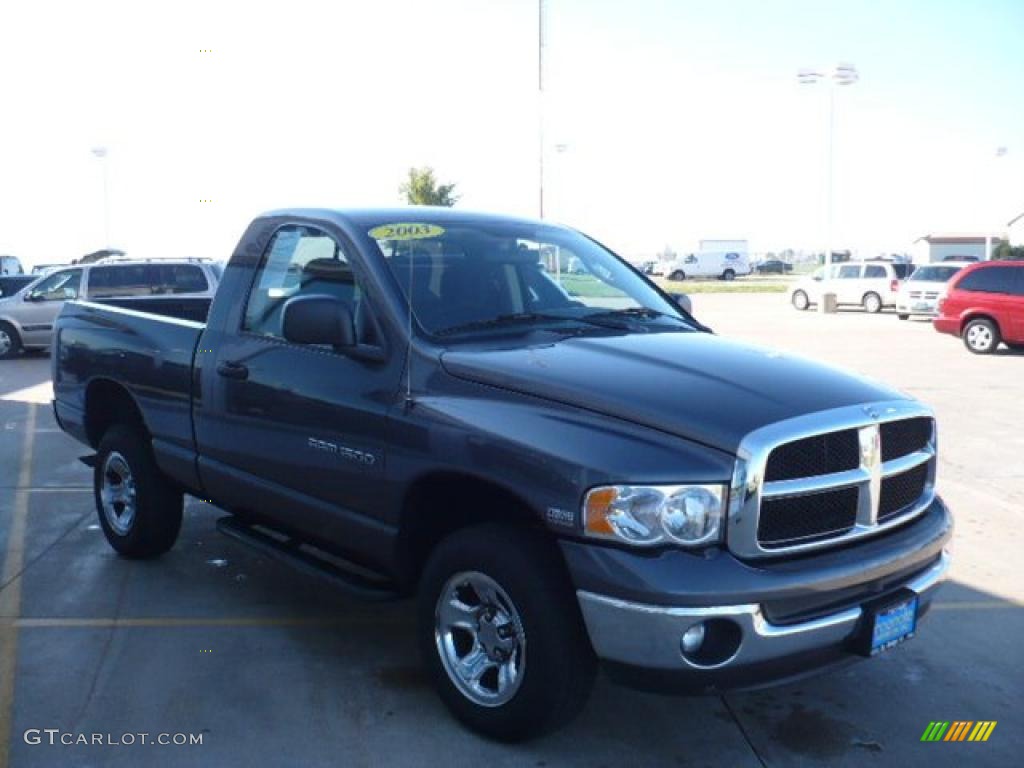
[{"xmin": 385, "ymin": 380, "xmax": 735, "ymax": 535}]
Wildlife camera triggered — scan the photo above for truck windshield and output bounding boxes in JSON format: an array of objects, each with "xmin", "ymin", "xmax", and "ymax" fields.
[{"xmin": 368, "ymin": 219, "xmax": 691, "ymax": 337}]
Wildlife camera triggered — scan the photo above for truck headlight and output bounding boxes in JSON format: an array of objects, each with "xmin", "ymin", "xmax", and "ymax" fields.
[{"xmin": 583, "ymin": 484, "xmax": 725, "ymax": 547}]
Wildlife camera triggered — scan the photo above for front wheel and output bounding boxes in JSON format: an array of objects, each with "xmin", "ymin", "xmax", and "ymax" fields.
[
  {"xmin": 722, "ymin": 269, "xmax": 736, "ymax": 281},
  {"xmin": 863, "ymin": 292, "xmax": 882, "ymax": 314},
  {"xmin": 792, "ymin": 290, "xmax": 810, "ymax": 311},
  {"xmin": 963, "ymin": 318, "xmax": 1000, "ymax": 354},
  {"xmin": 0, "ymin": 321, "xmax": 21, "ymax": 360},
  {"xmin": 898, "ymin": 314, "xmax": 909, "ymax": 320},
  {"xmin": 668, "ymin": 270, "xmax": 686, "ymax": 281},
  {"xmin": 418, "ymin": 524, "xmax": 596, "ymax": 741},
  {"xmin": 94, "ymin": 425, "xmax": 183, "ymax": 558}
]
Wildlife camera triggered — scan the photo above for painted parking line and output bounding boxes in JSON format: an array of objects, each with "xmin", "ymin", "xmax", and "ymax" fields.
[
  {"xmin": 5, "ymin": 615, "xmax": 411, "ymax": 629},
  {"xmin": 0, "ymin": 404, "xmax": 36, "ymax": 768},
  {"xmin": 930, "ymin": 601, "xmax": 1022, "ymax": 611},
  {"xmin": 0, "ymin": 600, "xmax": 1013, "ymax": 633}
]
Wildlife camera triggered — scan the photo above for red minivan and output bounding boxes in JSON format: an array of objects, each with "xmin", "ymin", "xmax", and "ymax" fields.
[{"xmin": 933, "ymin": 261, "xmax": 1024, "ymax": 354}]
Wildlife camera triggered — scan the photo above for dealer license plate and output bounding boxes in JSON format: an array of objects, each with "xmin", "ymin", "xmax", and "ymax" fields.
[{"xmin": 868, "ymin": 595, "xmax": 918, "ymax": 655}]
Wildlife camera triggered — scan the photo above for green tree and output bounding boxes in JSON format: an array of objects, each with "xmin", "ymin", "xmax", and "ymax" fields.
[
  {"xmin": 992, "ymin": 241, "xmax": 1024, "ymax": 260},
  {"xmin": 399, "ymin": 166, "xmax": 459, "ymax": 206}
]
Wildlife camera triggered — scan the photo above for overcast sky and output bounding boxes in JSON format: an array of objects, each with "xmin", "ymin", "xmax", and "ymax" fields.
[{"xmin": 1, "ymin": 0, "xmax": 1022, "ymax": 267}]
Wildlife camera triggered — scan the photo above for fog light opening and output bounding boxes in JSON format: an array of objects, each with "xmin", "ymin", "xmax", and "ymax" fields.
[{"xmin": 680, "ymin": 618, "xmax": 742, "ymax": 668}]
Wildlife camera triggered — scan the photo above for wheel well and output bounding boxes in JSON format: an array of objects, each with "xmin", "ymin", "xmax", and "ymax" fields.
[
  {"xmin": 396, "ymin": 472, "xmax": 544, "ymax": 591},
  {"xmin": 960, "ymin": 313, "xmax": 1000, "ymax": 335},
  {"xmin": 84, "ymin": 379, "xmax": 149, "ymax": 448}
]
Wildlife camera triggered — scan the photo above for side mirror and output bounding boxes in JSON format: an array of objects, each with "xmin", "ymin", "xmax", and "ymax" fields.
[
  {"xmin": 23, "ymin": 292, "xmax": 41, "ymax": 302},
  {"xmin": 282, "ymin": 295, "xmax": 355, "ymax": 348},
  {"xmin": 669, "ymin": 292, "xmax": 693, "ymax": 315}
]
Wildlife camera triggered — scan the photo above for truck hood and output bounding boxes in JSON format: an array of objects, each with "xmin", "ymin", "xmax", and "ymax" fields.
[{"xmin": 440, "ymin": 331, "xmax": 906, "ymax": 454}]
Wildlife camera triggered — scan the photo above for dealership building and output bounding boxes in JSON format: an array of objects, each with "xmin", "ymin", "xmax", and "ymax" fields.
[{"xmin": 911, "ymin": 233, "xmax": 1007, "ymax": 263}]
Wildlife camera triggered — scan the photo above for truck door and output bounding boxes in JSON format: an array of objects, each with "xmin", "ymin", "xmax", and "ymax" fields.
[{"xmin": 196, "ymin": 223, "xmax": 402, "ymax": 551}]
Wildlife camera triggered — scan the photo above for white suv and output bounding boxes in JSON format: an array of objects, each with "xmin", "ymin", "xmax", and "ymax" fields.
[
  {"xmin": 789, "ymin": 260, "xmax": 914, "ymax": 313},
  {"xmin": 0, "ymin": 258, "xmax": 219, "ymax": 359}
]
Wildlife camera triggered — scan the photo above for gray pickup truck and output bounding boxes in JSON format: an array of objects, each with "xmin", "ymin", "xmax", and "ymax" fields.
[{"xmin": 51, "ymin": 208, "xmax": 952, "ymax": 741}]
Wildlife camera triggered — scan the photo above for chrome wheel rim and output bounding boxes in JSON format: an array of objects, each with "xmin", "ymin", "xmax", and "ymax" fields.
[
  {"xmin": 434, "ymin": 571, "xmax": 526, "ymax": 707},
  {"xmin": 967, "ymin": 324, "xmax": 992, "ymax": 351},
  {"xmin": 865, "ymin": 295, "xmax": 880, "ymax": 312},
  {"xmin": 0, "ymin": 329, "xmax": 11, "ymax": 356},
  {"xmin": 100, "ymin": 451, "xmax": 137, "ymax": 535},
  {"xmin": 793, "ymin": 291, "xmax": 808, "ymax": 309}
]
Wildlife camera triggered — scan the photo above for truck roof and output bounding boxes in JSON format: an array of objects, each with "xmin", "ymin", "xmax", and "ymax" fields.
[{"xmin": 257, "ymin": 207, "xmax": 553, "ymax": 230}]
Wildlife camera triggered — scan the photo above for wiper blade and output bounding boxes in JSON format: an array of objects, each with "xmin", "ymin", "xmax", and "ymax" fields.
[
  {"xmin": 582, "ymin": 306, "xmax": 712, "ymax": 333},
  {"xmin": 434, "ymin": 312, "xmax": 577, "ymax": 337},
  {"xmin": 585, "ymin": 307, "xmax": 670, "ymax": 319}
]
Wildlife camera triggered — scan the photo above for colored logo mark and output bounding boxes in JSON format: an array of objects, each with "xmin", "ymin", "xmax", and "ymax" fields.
[{"xmin": 920, "ymin": 721, "xmax": 996, "ymax": 742}]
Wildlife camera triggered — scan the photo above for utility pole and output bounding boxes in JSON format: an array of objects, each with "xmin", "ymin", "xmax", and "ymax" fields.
[
  {"xmin": 538, "ymin": 0, "xmax": 545, "ymax": 219},
  {"xmin": 91, "ymin": 146, "xmax": 110, "ymax": 246}
]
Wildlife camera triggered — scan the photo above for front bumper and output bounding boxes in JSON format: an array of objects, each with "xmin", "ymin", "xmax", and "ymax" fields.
[
  {"xmin": 577, "ymin": 551, "xmax": 948, "ymax": 691},
  {"xmin": 566, "ymin": 496, "xmax": 952, "ymax": 693}
]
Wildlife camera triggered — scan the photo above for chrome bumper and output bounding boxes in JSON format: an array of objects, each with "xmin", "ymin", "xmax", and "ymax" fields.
[{"xmin": 577, "ymin": 550, "xmax": 950, "ymax": 671}]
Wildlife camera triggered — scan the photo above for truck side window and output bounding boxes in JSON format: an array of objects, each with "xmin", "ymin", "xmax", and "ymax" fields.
[
  {"xmin": 837, "ymin": 265, "xmax": 861, "ymax": 279},
  {"xmin": 863, "ymin": 265, "xmax": 886, "ymax": 278},
  {"xmin": 244, "ymin": 225, "xmax": 377, "ymax": 346}
]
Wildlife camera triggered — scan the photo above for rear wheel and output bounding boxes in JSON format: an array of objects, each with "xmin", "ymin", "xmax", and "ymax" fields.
[
  {"xmin": 963, "ymin": 318, "xmax": 1000, "ymax": 355},
  {"xmin": 418, "ymin": 524, "xmax": 595, "ymax": 741},
  {"xmin": 94, "ymin": 425, "xmax": 183, "ymax": 558},
  {"xmin": 898, "ymin": 314, "xmax": 909, "ymax": 321},
  {"xmin": 668, "ymin": 270, "xmax": 686, "ymax": 281},
  {"xmin": 863, "ymin": 292, "xmax": 883, "ymax": 314},
  {"xmin": 792, "ymin": 290, "xmax": 809, "ymax": 311},
  {"xmin": 0, "ymin": 322, "xmax": 21, "ymax": 360}
]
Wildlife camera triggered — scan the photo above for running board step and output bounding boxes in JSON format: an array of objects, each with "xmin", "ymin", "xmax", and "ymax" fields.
[{"xmin": 215, "ymin": 516, "xmax": 399, "ymax": 602}]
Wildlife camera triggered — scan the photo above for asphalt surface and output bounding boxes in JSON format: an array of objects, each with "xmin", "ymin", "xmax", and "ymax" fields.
[{"xmin": 0, "ymin": 295, "xmax": 1021, "ymax": 767}]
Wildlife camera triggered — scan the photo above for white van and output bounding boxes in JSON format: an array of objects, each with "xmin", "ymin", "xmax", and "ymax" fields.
[
  {"xmin": 666, "ymin": 250, "xmax": 751, "ymax": 281},
  {"xmin": 789, "ymin": 260, "xmax": 914, "ymax": 313}
]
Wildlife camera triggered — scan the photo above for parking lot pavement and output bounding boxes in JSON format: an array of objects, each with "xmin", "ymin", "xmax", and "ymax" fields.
[{"xmin": 1, "ymin": 299, "xmax": 1021, "ymax": 767}]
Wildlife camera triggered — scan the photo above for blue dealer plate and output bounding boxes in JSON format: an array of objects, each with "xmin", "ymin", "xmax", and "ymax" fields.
[{"xmin": 869, "ymin": 595, "xmax": 918, "ymax": 655}]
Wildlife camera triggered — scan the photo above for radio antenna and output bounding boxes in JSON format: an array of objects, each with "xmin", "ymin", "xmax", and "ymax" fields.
[{"xmin": 404, "ymin": 241, "xmax": 415, "ymax": 409}]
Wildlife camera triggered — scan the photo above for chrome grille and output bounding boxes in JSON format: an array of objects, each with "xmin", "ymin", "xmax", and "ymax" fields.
[
  {"xmin": 764, "ymin": 429, "xmax": 859, "ymax": 481},
  {"xmin": 728, "ymin": 401, "xmax": 937, "ymax": 558}
]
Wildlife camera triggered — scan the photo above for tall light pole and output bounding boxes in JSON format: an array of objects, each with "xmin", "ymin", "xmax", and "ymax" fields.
[
  {"xmin": 798, "ymin": 63, "xmax": 859, "ymax": 297},
  {"xmin": 984, "ymin": 146, "xmax": 1009, "ymax": 260},
  {"xmin": 91, "ymin": 146, "xmax": 110, "ymax": 246},
  {"xmin": 538, "ymin": 0, "xmax": 546, "ymax": 219}
]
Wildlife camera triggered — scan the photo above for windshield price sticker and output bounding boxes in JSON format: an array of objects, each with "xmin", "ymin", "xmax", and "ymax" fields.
[{"xmin": 368, "ymin": 223, "xmax": 445, "ymax": 241}]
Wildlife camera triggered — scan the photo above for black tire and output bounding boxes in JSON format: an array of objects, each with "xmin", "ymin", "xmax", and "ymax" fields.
[
  {"xmin": 418, "ymin": 524, "xmax": 596, "ymax": 741},
  {"xmin": 668, "ymin": 270, "xmax": 686, "ymax": 281},
  {"xmin": 792, "ymin": 290, "xmax": 810, "ymax": 311},
  {"xmin": 94, "ymin": 424, "xmax": 183, "ymax": 558},
  {"xmin": 722, "ymin": 269, "xmax": 736, "ymax": 281},
  {"xmin": 898, "ymin": 314, "xmax": 909, "ymax": 320},
  {"xmin": 863, "ymin": 292, "xmax": 882, "ymax": 314},
  {"xmin": 0, "ymin": 321, "xmax": 21, "ymax": 360},
  {"xmin": 962, "ymin": 318, "xmax": 1000, "ymax": 355}
]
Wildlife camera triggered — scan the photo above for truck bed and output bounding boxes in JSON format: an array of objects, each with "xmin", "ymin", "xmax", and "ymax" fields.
[{"xmin": 52, "ymin": 300, "xmax": 205, "ymax": 479}]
